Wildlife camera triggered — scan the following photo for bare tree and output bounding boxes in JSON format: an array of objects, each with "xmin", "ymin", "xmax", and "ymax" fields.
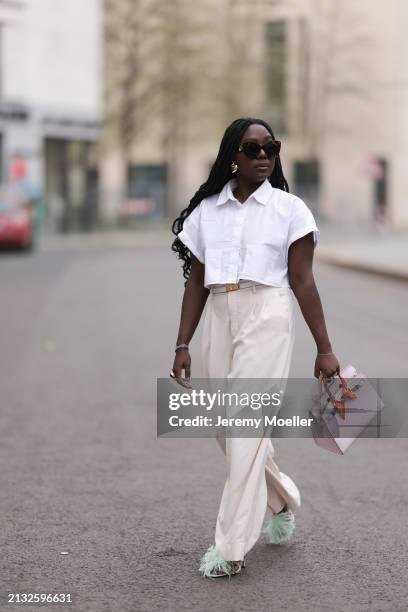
[
  {"xmin": 299, "ymin": 0, "xmax": 376, "ymax": 155},
  {"xmin": 103, "ymin": 0, "xmax": 378, "ymax": 213},
  {"xmin": 103, "ymin": 0, "xmax": 144, "ymax": 159},
  {"xmin": 103, "ymin": 0, "xmax": 275, "ymax": 209}
]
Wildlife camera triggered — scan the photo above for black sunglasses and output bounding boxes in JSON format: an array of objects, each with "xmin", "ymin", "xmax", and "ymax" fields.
[{"xmin": 237, "ymin": 140, "xmax": 281, "ymax": 160}]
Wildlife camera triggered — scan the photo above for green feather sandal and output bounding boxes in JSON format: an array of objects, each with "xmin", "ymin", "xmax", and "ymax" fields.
[
  {"xmin": 263, "ymin": 504, "xmax": 296, "ymax": 545},
  {"xmin": 198, "ymin": 545, "xmax": 246, "ymax": 579}
]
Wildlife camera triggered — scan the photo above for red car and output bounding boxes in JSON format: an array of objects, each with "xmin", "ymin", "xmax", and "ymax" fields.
[{"xmin": 0, "ymin": 185, "xmax": 34, "ymax": 250}]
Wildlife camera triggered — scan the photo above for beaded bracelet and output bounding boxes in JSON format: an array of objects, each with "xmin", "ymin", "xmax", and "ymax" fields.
[
  {"xmin": 175, "ymin": 344, "xmax": 189, "ymax": 352},
  {"xmin": 317, "ymin": 352, "xmax": 334, "ymax": 356}
]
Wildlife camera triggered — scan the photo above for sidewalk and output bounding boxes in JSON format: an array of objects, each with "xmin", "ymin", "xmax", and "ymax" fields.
[
  {"xmin": 39, "ymin": 227, "xmax": 172, "ymax": 251},
  {"xmin": 315, "ymin": 222, "xmax": 408, "ymax": 282},
  {"xmin": 39, "ymin": 220, "xmax": 408, "ymax": 282}
]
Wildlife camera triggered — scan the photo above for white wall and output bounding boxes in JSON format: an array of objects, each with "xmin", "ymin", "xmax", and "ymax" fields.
[{"xmin": 2, "ymin": 0, "xmax": 102, "ymax": 116}]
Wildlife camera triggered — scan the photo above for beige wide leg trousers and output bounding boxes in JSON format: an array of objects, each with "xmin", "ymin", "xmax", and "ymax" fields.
[{"xmin": 201, "ymin": 282, "xmax": 301, "ymax": 561}]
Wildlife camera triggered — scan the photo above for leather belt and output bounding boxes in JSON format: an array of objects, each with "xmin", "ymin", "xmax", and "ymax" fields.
[{"xmin": 210, "ymin": 280, "xmax": 268, "ymax": 294}]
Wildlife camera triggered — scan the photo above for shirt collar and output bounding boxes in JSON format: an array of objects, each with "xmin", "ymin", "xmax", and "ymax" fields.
[{"xmin": 216, "ymin": 178, "xmax": 272, "ymax": 206}]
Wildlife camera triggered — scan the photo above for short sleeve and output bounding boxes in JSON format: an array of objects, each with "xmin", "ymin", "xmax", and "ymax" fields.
[
  {"xmin": 286, "ymin": 197, "xmax": 320, "ymax": 259},
  {"xmin": 176, "ymin": 205, "xmax": 205, "ymax": 264}
]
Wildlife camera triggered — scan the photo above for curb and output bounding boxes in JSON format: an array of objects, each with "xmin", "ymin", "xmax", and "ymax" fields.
[
  {"xmin": 315, "ymin": 251, "xmax": 408, "ymax": 283},
  {"xmin": 36, "ymin": 232, "xmax": 408, "ymax": 283},
  {"xmin": 38, "ymin": 231, "xmax": 171, "ymax": 252}
]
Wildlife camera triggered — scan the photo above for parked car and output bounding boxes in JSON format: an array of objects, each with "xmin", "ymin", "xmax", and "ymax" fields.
[{"xmin": 0, "ymin": 184, "xmax": 35, "ymax": 250}]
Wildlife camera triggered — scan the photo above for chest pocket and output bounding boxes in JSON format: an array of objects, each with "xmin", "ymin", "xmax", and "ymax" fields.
[
  {"xmin": 201, "ymin": 209, "xmax": 219, "ymax": 222},
  {"xmin": 243, "ymin": 219, "xmax": 286, "ymax": 253},
  {"xmin": 204, "ymin": 247, "xmax": 222, "ymax": 273},
  {"xmin": 200, "ymin": 208, "xmax": 227, "ymax": 247},
  {"xmin": 200, "ymin": 198, "xmax": 219, "ymax": 219}
]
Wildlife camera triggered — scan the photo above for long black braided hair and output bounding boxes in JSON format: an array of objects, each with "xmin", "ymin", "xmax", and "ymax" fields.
[{"xmin": 171, "ymin": 117, "xmax": 289, "ymax": 285}]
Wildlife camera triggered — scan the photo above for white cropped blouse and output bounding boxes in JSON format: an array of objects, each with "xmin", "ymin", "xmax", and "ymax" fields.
[{"xmin": 177, "ymin": 177, "xmax": 320, "ymax": 289}]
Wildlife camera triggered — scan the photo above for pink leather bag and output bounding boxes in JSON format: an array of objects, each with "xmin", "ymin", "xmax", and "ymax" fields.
[{"xmin": 310, "ymin": 364, "xmax": 384, "ymax": 454}]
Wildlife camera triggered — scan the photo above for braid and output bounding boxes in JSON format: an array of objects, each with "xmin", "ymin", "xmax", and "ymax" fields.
[{"xmin": 171, "ymin": 117, "xmax": 290, "ymax": 285}]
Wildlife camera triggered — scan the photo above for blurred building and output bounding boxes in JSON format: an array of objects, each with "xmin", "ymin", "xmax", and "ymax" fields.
[
  {"xmin": 101, "ymin": 0, "xmax": 408, "ymax": 230},
  {"xmin": 0, "ymin": 0, "xmax": 102, "ymax": 234}
]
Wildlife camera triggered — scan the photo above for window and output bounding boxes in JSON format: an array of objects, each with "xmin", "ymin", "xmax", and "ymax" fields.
[
  {"xmin": 373, "ymin": 158, "xmax": 387, "ymax": 225},
  {"xmin": 44, "ymin": 138, "xmax": 99, "ymax": 233},
  {"xmin": 126, "ymin": 164, "xmax": 167, "ymax": 219},
  {"xmin": 264, "ymin": 20, "xmax": 287, "ymax": 134},
  {"xmin": 297, "ymin": 17, "xmax": 310, "ymax": 135},
  {"xmin": 293, "ymin": 159, "xmax": 320, "ymax": 214}
]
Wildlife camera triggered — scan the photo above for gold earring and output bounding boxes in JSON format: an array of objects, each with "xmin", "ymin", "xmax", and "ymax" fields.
[{"xmin": 231, "ymin": 162, "xmax": 238, "ymax": 174}]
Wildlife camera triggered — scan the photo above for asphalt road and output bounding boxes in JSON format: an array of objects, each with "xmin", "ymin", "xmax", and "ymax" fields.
[{"xmin": 0, "ymin": 241, "xmax": 407, "ymax": 612}]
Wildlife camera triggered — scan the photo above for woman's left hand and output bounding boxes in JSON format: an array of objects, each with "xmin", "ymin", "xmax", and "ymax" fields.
[{"xmin": 314, "ymin": 352, "xmax": 340, "ymax": 379}]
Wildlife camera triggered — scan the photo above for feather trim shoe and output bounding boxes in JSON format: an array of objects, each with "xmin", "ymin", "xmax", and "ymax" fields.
[
  {"xmin": 263, "ymin": 504, "xmax": 296, "ymax": 545},
  {"xmin": 198, "ymin": 545, "xmax": 246, "ymax": 579}
]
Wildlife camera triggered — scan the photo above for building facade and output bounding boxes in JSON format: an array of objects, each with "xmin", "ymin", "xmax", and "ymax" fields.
[
  {"xmin": 101, "ymin": 0, "xmax": 408, "ymax": 230},
  {"xmin": 0, "ymin": 0, "xmax": 102, "ymax": 234}
]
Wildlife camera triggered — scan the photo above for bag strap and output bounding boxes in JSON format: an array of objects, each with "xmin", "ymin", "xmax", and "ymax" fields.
[
  {"xmin": 319, "ymin": 372, "xmax": 357, "ymax": 420},
  {"xmin": 337, "ymin": 373, "xmax": 357, "ymax": 399}
]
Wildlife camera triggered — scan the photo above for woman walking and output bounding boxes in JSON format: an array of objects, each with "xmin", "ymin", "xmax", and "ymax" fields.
[{"xmin": 171, "ymin": 117, "xmax": 340, "ymax": 578}]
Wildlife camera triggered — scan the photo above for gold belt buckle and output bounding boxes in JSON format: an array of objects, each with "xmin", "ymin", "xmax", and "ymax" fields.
[{"xmin": 226, "ymin": 283, "xmax": 240, "ymax": 292}]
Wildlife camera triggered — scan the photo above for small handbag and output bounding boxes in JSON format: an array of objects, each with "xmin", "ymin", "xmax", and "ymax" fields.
[{"xmin": 310, "ymin": 364, "xmax": 384, "ymax": 454}]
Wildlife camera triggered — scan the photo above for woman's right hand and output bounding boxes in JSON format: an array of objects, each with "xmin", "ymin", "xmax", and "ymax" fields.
[
  {"xmin": 172, "ymin": 348, "xmax": 191, "ymax": 381},
  {"xmin": 314, "ymin": 352, "xmax": 340, "ymax": 379}
]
